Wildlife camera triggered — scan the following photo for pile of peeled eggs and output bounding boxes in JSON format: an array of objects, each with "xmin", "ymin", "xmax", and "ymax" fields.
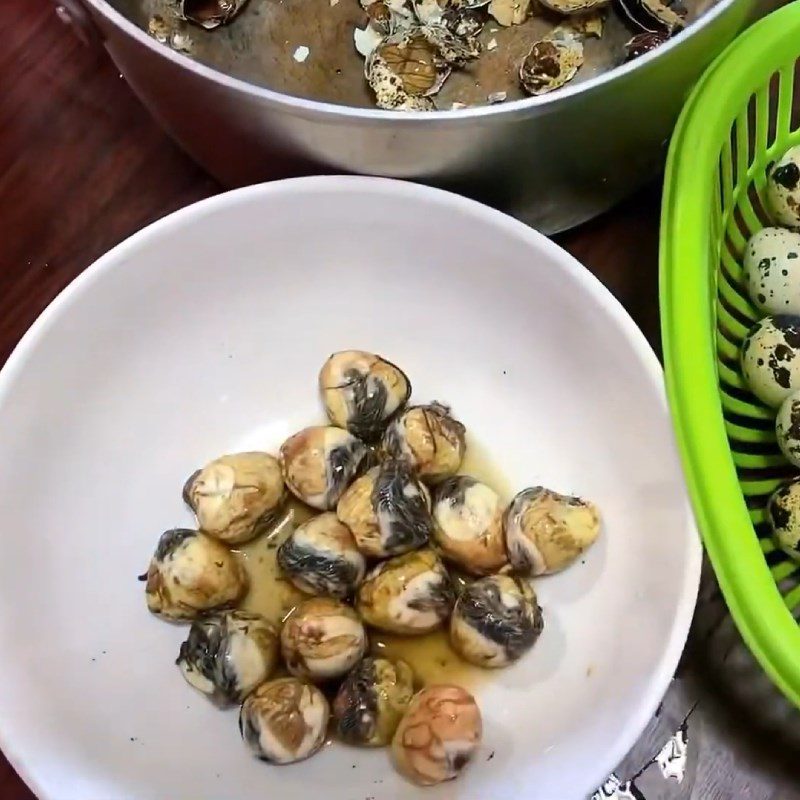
[
  {"xmin": 740, "ymin": 144, "xmax": 800, "ymax": 562},
  {"xmin": 140, "ymin": 350, "xmax": 601, "ymax": 786}
]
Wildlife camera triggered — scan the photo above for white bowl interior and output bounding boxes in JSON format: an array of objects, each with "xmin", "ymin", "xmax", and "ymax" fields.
[{"xmin": 0, "ymin": 178, "xmax": 699, "ymax": 800}]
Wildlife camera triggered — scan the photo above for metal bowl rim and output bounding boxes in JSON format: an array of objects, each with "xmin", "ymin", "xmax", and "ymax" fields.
[{"xmin": 86, "ymin": 0, "xmax": 737, "ymax": 122}]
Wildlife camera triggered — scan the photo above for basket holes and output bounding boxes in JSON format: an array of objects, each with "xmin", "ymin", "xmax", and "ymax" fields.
[
  {"xmin": 722, "ymin": 229, "xmax": 744, "ymax": 264},
  {"xmin": 735, "ymin": 111, "xmax": 750, "ymax": 183},
  {"xmin": 753, "ymin": 89, "xmax": 770, "ymax": 164},
  {"xmin": 767, "ymin": 70, "xmax": 782, "ymax": 150},
  {"xmin": 724, "ymin": 409, "xmax": 775, "ymax": 431},
  {"xmin": 717, "ymin": 352, "xmax": 742, "ymax": 376},
  {"xmin": 729, "ymin": 439, "xmax": 782, "ymax": 456},
  {"xmin": 746, "ymin": 181, "xmax": 771, "ymax": 230},
  {"xmin": 783, "ymin": 584, "xmax": 800, "ymax": 612},
  {"xmin": 755, "ymin": 521, "xmax": 773, "ymax": 540},
  {"xmin": 731, "ymin": 205, "xmax": 753, "ymax": 247},
  {"xmin": 744, "ymin": 492, "xmax": 772, "ymax": 510},
  {"xmin": 772, "ymin": 558, "xmax": 799, "ymax": 583},
  {"xmin": 718, "ymin": 291, "xmax": 756, "ymax": 332},
  {"xmin": 765, "ymin": 548, "xmax": 789, "ymax": 569},
  {"xmin": 736, "ymin": 464, "xmax": 795, "ymax": 482},
  {"xmin": 720, "ymin": 140, "xmax": 735, "ymax": 209},
  {"xmin": 776, "ymin": 63, "xmax": 795, "ymax": 143},
  {"xmin": 717, "ymin": 323, "xmax": 743, "ymax": 350},
  {"xmin": 735, "ymin": 192, "xmax": 764, "ymax": 239},
  {"xmin": 745, "ymin": 95, "xmax": 758, "ymax": 170}
]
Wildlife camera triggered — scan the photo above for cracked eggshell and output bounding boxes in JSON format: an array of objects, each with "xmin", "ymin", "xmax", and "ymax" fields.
[
  {"xmin": 279, "ymin": 426, "xmax": 369, "ymax": 510},
  {"xmin": 767, "ymin": 145, "xmax": 800, "ymax": 229},
  {"xmin": 319, "ymin": 350, "xmax": 411, "ymax": 441},
  {"xmin": 356, "ymin": 548, "xmax": 454, "ymax": 634},
  {"xmin": 743, "ymin": 227, "xmax": 800, "ymax": 316},
  {"xmin": 183, "ymin": 451, "xmax": 285, "ymax": 544},
  {"xmin": 519, "ymin": 36, "xmax": 584, "ymax": 96},
  {"xmin": 333, "ymin": 656, "xmax": 415, "ymax": 746},
  {"xmin": 280, "ymin": 597, "xmax": 367, "ymax": 681},
  {"xmin": 239, "ymin": 677, "xmax": 329, "ymax": 764},
  {"xmin": 432, "ymin": 476, "xmax": 507, "ymax": 575},
  {"xmin": 450, "ymin": 574, "xmax": 543, "ymax": 667},
  {"xmin": 142, "ymin": 528, "xmax": 247, "ymax": 620},
  {"xmin": 740, "ymin": 315, "xmax": 800, "ymax": 407},
  {"xmin": 391, "ymin": 685, "xmax": 482, "ymax": 785},
  {"xmin": 767, "ymin": 477, "xmax": 800, "ymax": 561},
  {"xmin": 382, "ymin": 402, "xmax": 466, "ymax": 481},
  {"xmin": 276, "ymin": 512, "xmax": 366, "ymax": 598},
  {"xmin": 176, "ymin": 611, "xmax": 279, "ymax": 704},
  {"xmin": 337, "ymin": 460, "xmax": 433, "ymax": 558},
  {"xmin": 505, "ymin": 486, "xmax": 600, "ymax": 575},
  {"xmin": 776, "ymin": 389, "xmax": 800, "ymax": 468}
]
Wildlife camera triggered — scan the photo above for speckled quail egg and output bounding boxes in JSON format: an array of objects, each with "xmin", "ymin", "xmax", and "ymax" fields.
[
  {"xmin": 280, "ymin": 426, "xmax": 370, "ymax": 510},
  {"xmin": 176, "ymin": 611, "xmax": 279, "ymax": 704},
  {"xmin": 767, "ymin": 477, "xmax": 800, "ymax": 561},
  {"xmin": 277, "ymin": 512, "xmax": 366, "ymax": 598},
  {"xmin": 319, "ymin": 350, "xmax": 411, "ymax": 441},
  {"xmin": 776, "ymin": 389, "xmax": 800, "ymax": 468},
  {"xmin": 183, "ymin": 452, "xmax": 286, "ymax": 545},
  {"xmin": 383, "ymin": 402, "xmax": 466, "ymax": 482},
  {"xmin": 280, "ymin": 597, "xmax": 367, "ymax": 681},
  {"xmin": 356, "ymin": 548, "xmax": 454, "ymax": 635},
  {"xmin": 337, "ymin": 460, "xmax": 434, "ymax": 558},
  {"xmin": 432, "ymin": 476, "xmax": 507, "ymax": 575},
  {"xmin": 743, "ymin": 228, "xmax": 800, "ymax": 315},
  {"xmin": 239, "ymin": 677, "xmax": 330, "ymax": 764},
  {"xmin": 141, "ymin": 528, "xmax": 248, "ymax": 620},
  {"xmin": 505, "ymin": 486, "xmax": 600, "ymax": 575},
  {"xmin": 741, "ymin": 315, "xmax": 800, "ymax": 407},
  {"xmin": 450, "ymin": 574, "xmax": 543, "ymax": 668},
  {"xmin": 391, "ymin": 685, "xmax": 482, "ymax": 786},
  {"xmin": 767, "ymin": 145, "xmax": 800, "ymax": 229},
  {"xmin": 333, "ymin": 656, "xmax": 415, "ymax": 746}
]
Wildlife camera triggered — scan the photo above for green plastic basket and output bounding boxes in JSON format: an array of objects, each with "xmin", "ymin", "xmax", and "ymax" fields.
[{"xmin": 661, "ymin": 2, "xmax": 800, "ymax": 708}]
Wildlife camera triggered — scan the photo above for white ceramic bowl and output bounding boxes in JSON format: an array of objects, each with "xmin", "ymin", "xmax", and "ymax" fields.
[{"xmin": 0, "ymin": 177, "xmax": 700, "ymax": 800}]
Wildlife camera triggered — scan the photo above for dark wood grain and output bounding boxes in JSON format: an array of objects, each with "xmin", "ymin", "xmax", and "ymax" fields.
[{"xmin": 0, "ymin": 1, "xmax": 706, "ymax": 799}]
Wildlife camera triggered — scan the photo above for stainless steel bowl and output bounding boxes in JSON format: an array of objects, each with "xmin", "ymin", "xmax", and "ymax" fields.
[{"xmin": 61, "ymin": 0, "xmax": 772, "ymax": 231}]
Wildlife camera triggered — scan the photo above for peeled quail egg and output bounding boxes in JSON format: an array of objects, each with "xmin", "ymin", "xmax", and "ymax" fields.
[
  {"xmin": 176, "ymin": 611, "xmax": 279, "ymax": 704},
  {"xmin": 450, "ymin": 574, "xmax": 543, "ymax": 668},
  {"xmin": 319, "ymin": 350, "xmax": 411, "ymax": 441},
  {"xmin": 280, "ymin": 426, "xmax": 370, "ymax": 510},
  {"xmin": 741, "ymin": 315, "xmax": 800, "ymax": 407},
  {"xmin": 383, "ymin": 402, "xmax": 466, "ymax": 482},
  {"xmin": 392, "ymin": 685, "xmax": 482, "ymax": 786},
  {"xmin": 505, "ymin": 486, "xmax": 600, "ymax": 575},
  {"xmin": 277, "ymin": 512, "xmax": 366, "ymax": 598},
  {"xmin": 239, "ymin": 677, "xmax": 330, "ymax": 764},
  {"xmin": 767, "ymin": 145, "xmax": 800, "ymax": 229},
  {"xmin": 337, "ymin": 460, "xmax": 434, "ymax": 558},
  {"xmin": 431, "ymin": 476, "xmax": 507, "ymax": 575},
  {"xmin": 743, "ymin": 228, "xmax": 800, "ymax": 315},
  {"xmin": 776, "ymin": 389, "xmax": 800, "ymax": 467},
  {"xmin": 767, "ymin": 478, "xmax": 800, "ymax": 560},
  {"xmin": 333, "ymin": 657, "xmax": 415, "ymax": 746},
  {"xmin": 356, "ymin": 548, "xmax": 454, "ymax": 635},
  {"xmin": 142, "ymin": 528, "xmax": 247, "ymax": 620},
  {"xmin": 183, "ymin": 451, "xmax": 286, "ymax": 544},
  {"xmin": 280, "ymin": 597, "xmax": 367, "ymax": 681}
]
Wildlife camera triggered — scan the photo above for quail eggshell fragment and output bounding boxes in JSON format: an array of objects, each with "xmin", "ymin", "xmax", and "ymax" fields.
[
  {"xmin": 176, "ymin": 611, "xmax": 279, "ymax": 704},
  {"xmin": 488, "ymin": 0, "xmax": 531, "ymax": 26},
  {"xmin": 519, "ymin": 36, "xmax": 584, "ymax": 96},
  {"xmin": 142, "ymin": 528, "xmax": 248, "ymax": 620},
  {"xmin": 537, "ymin": 0, "xmax": 608, "ymax": 14},
  {"xmin": 280, "ymin": 597, "xmax": 367, "ymax": 681},
  {"xmin": 776, "ymin": 390, "xmax": 800, "ymax": 468},
  {"xmin": 180, "ymin": 0, "xmax": 249, "ymax": 29},
  {"xmin": 383, "ymin": 402, "xmax": 466, "ymax": 482},
  {"xmin": 239, "ymin": 677, "xmax": 330, "ymax": 764},
  {"xmin": 505, "ymin": 486, "xmax": 600, "ymax": 575},
  {"xmin": 450, "ymin": 574, "xmax": 543, "ymax": 667},
  {"xmin": 767, "ymin": 477, "xmax": 800, "ymax": 561},
  {"xmin": 333, "ymin": 657, "xmax": 415, "ymax": 746},
  {"xmin": 319, "ymin": 350, "xmax": 411, "ymax": 441},
  {"xmin": 277, "ymin": 512, "xmax": 366, "ymax": 598},
  {"xmin": 615, "ymin": 0, "xmax": 685, "ymax": 33},
  {"xmin": 742, "ymin": 227, "xmax": 800, "ymax": 315},
  {"xmin": 740, "ymin": 315, "xmax": 800, "ymax": 407},
  {"xmin": 279, "ymin": 426, "xmax": 370, "ymax": 510},
  {"xmin": 767, "ymin": 145, "xmax": 800, "ymax": 229},
  {"xmin": 357, "ymin": 548, "xmax": 454, "ymax": 634},
  {"xmin": 432, "ymin": 475, "xmax": 507, "ymax": 575},
  {"xmin": 391, "ymin": 685, "xmax": 482, "ymax": 786},
  {"xmin": 337, "ymin": 460, "xmax": 434, "ymax": 558},
  {"xmin": 183, "ymin": 451, "xmax": 286, "ymax": 545}
]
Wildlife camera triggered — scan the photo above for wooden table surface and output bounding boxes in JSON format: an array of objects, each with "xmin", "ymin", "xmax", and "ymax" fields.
[{"xmin": 1, "ymin": 1, "xmax": 798, "ymax": 798}]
